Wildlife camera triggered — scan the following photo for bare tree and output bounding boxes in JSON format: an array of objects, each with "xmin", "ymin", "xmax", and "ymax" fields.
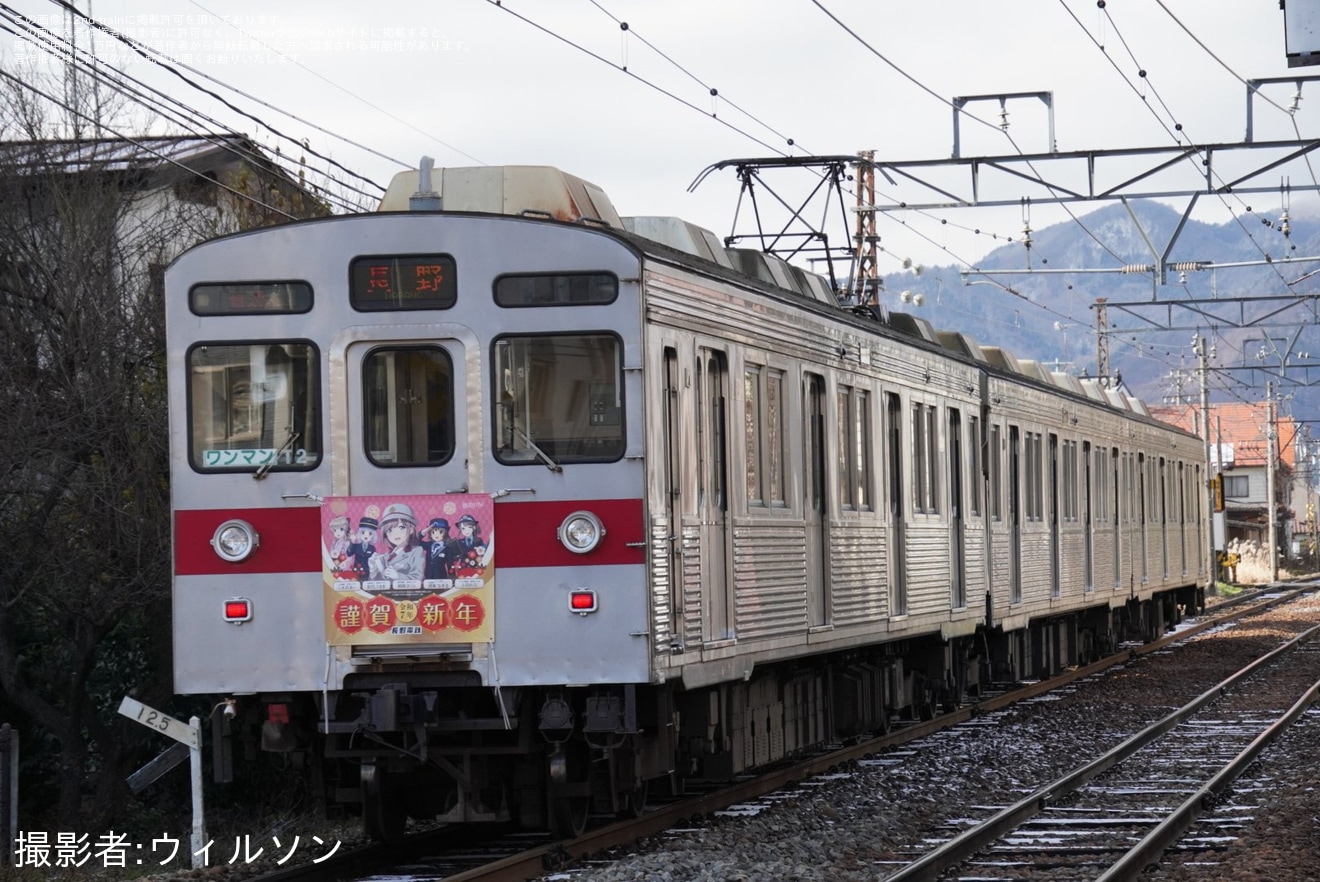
[{"xmin": 0, "ymin": 77, "xmax": 325, "ymax": 828}]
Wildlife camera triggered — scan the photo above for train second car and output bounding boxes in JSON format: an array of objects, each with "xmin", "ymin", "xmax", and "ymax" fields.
[{"xmin": 166, "ymin": 163, "xmax": 1207, "ymax": 840}]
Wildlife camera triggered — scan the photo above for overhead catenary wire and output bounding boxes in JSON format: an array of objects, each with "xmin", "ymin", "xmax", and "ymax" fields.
[
  {"xmin": 44, "ymin": 0, "xmax": 390, "ymax": 201},
  {"xmin": 0, "ymin": 9, "xmax": 370, "ymax": 213},
  {"xmin": 1063, "ymin": 0, "xmax": 1306, "ymax": 293},
  {"xmin": 587, "ymin": 0, "xmax": 805, "ymax": 154},
  {"xmin": 181, "ymin": 0, "xmax": 485, "ymax": 168},
  {"xmin": 484, "ymin": 0, "xmax": 790, "ymax": 156},
  {"xmin": 808, "ymin": 0, "xmax": 1125, "ymax": 269},
  {"xmin": 0, "ymin": 66, "xmax": 301, "ymax": 222},
  {"xmin": 0, "ymin": 7, "xmax": 372, "ymax": 213}
]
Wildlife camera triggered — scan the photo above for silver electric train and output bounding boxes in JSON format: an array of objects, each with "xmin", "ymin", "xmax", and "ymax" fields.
[{"xmin": 166, "ymin": 162, "xmax": 1207, "ymax": 840}]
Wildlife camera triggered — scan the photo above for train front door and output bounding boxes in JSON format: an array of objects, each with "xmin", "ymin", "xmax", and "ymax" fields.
[
  {"xmin": 698, "ymin": 348, "xmax": 733, "ymax": 642},
  {"xmin": 343, "ymin": 339, "xmax": 464, "ymax": 497}
]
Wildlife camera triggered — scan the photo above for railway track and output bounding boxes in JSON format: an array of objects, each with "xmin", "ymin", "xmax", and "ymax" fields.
[
  {"xmin": 235, "ymin": 585, "xmax": 1314, "ymax": 882},
  {"xmin": 883, "ymin": 618, "xmax": 1320, "ymax": 881}
]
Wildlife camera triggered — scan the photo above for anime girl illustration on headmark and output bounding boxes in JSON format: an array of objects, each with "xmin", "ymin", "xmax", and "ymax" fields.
[
  {"xmin": 448, "ymin": 513, "xmax": 493, "ymax": 579},
  {"xmin": 368, "ymin": 502, "xmax": 424, "ymax": 583}
]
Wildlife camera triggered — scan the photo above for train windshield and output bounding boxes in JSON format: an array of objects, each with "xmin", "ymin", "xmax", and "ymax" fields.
[
  {"xmin": 187, "ymin": 341, "xmax": 321, "ymax": 471},
  {"xmin": 493, "ymin": 333, "xmax": 624, "ymax": 465}
]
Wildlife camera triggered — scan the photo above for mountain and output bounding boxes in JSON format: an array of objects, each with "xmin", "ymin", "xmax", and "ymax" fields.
[{"xmin": 879, "ymin": 200, "xmax": 1320, "ymax": 415}]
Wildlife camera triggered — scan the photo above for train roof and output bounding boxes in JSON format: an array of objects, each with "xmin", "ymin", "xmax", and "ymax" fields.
[{"xmin": 375, "ymin": 162, "xmax": 1170, "ymax": 426}]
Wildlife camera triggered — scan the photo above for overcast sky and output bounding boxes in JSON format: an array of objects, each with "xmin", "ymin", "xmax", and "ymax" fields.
[{"xmin": 4, "ymin": 0, "xmax": 1319, "ymax": 272}]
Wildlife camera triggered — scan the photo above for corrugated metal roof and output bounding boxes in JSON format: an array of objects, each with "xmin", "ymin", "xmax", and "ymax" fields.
[{"xmin": 0, "ymin": 134, "xmax": 264, "ymax": 175}]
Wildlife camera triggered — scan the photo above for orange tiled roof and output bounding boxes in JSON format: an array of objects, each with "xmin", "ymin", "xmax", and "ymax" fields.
[{"xmin": 1147, "ymin": 402, "xmax": 1296, "ymax": 468}]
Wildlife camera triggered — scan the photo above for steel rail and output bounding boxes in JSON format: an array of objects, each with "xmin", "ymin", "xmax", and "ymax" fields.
[
  {"xmin": 882, "ymin": 614, "xmax": 1320, "ymax": 882},
  {"xmin": 241, "ymin": 583, "xmax": 1313, "ymax": 882}
]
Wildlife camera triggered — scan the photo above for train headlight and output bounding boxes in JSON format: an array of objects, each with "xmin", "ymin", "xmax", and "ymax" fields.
[
  {"xmin": 211, "ymin": 519, "xmax": 260, "ymax": 563},
  {"xmin": 558, "ymin": 510, "xmax": 604, "ymax": 554}
]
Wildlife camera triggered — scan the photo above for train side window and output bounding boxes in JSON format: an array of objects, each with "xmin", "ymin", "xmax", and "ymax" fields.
[
  {"xmin": 362, "ymin": 347, "xmax": 454, "ymax": 466},
  {"xmin": 1062, "ymin": 439, "xmax": 1078, "ymax": 522},
  {"xmin": 912, "ymin": 402, "xmax": 938, "ymax": 514},
  {"xmin": 989, "ymin": 423, "xmax": 1002, "ymax": 520},
  {"xmin": 1024, "ymin": 431, "xmax": 1043, "ymax": 521},
  {"xmin": 968, "ymin": 415, "xmax": 982, "ymax": 517},
  {"xmin": 187, "ymin": 341, "xmax": 321, "ymax": 472},
  {"xmin": 744, "ymin": 363, "xmax": 787, "ymax": 508},
  {"xmin": 837, "ymin": 385, "xmax": 872, "ymax": 512},
  {"xmin": 494, "ymin": 273, "xmax": 618, "ymax": 306},
  {"xmin": 745, "ymin": 367, "xmax": 764, "ymax": 505},
  {"xmin": 492, "ymin": 333, "xmax": 624, "ymax": 464},
  {"xmin": 1093, "ymin": 445, "xmax": 1109, "ymax": 523}
]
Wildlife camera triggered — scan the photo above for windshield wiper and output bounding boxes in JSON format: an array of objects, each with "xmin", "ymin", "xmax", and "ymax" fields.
[
  {"xmin": 510, "ymin": 423, "xmax": 562, "ymax": 472},
  {"xmin": 254, "ymin": 430, "xmax": 300, "ymax": 480}
]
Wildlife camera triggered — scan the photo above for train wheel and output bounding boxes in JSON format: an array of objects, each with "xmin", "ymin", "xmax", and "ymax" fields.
[
  {"xmin": 362, "ymin": 763, "xmax": 406, "ymax": 844},
  {"xmin": 549, "ymin": 743, "xmax": 591, "ymax": 838},
  {"xmin": 551, "ymin": 788, "xmax": 589, "ymax": 838},
  {"xmin": 619, "ymin": 779, "xmax": 649, "ymax": 819}
]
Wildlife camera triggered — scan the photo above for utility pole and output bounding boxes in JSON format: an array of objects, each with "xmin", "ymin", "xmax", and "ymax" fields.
[
  {"xmin": 1095, "ymin": 298, "xmax": 1111, "ymax": 386},
  {"xmin": 1266, "ymin": 381, "xmax": 1279, "ymax": 582},
  {"xmin": 1195, "ymin": 334, "xmax": 1215, "ymax": 595},
  {"xmin": 851, "ymin": 150, "xmax": 879, "ymax": 305}
]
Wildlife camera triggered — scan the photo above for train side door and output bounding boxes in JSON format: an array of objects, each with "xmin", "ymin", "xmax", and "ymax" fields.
[
  {"xmin": 697, "ymin": 348, "xmax": 733, "ymax": 642},
  {"xmin": 1083, "ymin": 441, "xmax": 1094, "ymax": 590},
  {"xmin": 1112, "ymin": 448, "xmax": 1121, "ymax": 587},
  {"xmin": 804, "ymin": 373, "xmax": 828, "ymax": 626},
  {"xmin": 1008, "ymin": 425, "xmax": 1022, "ymax": 604},
  {"xmin": 948, "ymin": 408, "xmax": 966, "ymax": 608},
  {"xmin": 1138, "ymin": 453, "xmax": 1149, "ymax": 583},
  {"xmin": 886, "ymin": 393, "xmax": 907, "ymax": 615},
  {"xmin": 1160, "ymin": 458, "xmax": 1169, "ymax": 579},
  {"xmin": 1177, "ymin": 462, "xmax": 1187, "ymax": 576},
  {"xmin": 1049, "ymin": 433, "xmax": 1060, "ymax": 597},
  {"xmin": 663, "ymin": 347, "xmax": 685, "ymax": 646}
]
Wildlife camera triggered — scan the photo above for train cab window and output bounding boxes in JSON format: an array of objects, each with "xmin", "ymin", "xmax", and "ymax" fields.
[
  {"xmin": 494, "ymin": 273, "xmax": 618, "ymax": 306},
  {"xmin": 187, "ymin": 341, "xmax": 320, "ymax": 472},
  {"xmin": 362, "ymin": 347, "xmax": 454, "ymax": 466},
  {"xmin": 493, "ymin": 333, "xmax": 624, "ymax": 464}
]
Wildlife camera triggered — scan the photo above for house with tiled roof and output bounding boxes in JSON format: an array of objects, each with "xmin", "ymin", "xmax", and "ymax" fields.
[
  {"xmin": 1148, "ymin": 400, "xmax": 1297, "ymax": 555},
  {"xmin": 0, "ymin": 133, "xmax": 328, "ymax": 253}
]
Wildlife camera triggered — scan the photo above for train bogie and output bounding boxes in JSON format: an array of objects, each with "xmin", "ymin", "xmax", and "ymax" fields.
[{"xmin": 166, "ymin": 163, "xmax": 1207, "ymax": 840}]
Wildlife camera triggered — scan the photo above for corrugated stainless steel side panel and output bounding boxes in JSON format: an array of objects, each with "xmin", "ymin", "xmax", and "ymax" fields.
[
  {"xmin": 1018, "ymin": 528, "xmax": 1055, "ymax": 603},
  {"xmin": 962, "ymin": 521, "xmax": 986, "ymax": 605},
  {"xmin": 680, "ymin": 524, "xmax": 706, "ymax": 648},
  {"xmin": 649, "ymin": 516, "xmax": 675, "ymax": 654},
  {"xmin": 731, "ymin": 522, "xmax": 808, "ymax": 640},
  {"xmin": 904, "ymin": 522, "xmax": 953, "ymax": 618},
  {"xmin": 829, "ymin": 522, "xmax": 888, "ymax": 626}
]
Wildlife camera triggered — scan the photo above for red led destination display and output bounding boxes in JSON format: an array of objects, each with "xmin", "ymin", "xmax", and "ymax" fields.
[{"xmin": 350, "ymin": 254, "xmax": 457, "ymax": 311}]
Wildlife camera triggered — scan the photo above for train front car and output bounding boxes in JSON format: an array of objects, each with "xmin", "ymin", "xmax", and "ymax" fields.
[{"xmin": 166, "ymin": 167, "xmax": 659, "ymax": 840}]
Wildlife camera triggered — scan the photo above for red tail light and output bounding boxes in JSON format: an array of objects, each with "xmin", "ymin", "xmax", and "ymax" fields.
[
  {"xmin": 267, "ymin": 703, "xmax": 290, "ymax": 724},
  {"xmin": 569, "ymin": 589, "xmax": 597, "ymax": 614},
  {"xmin": 224, "ymin": 598, "xmax": 252, "ymax": 622}
]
